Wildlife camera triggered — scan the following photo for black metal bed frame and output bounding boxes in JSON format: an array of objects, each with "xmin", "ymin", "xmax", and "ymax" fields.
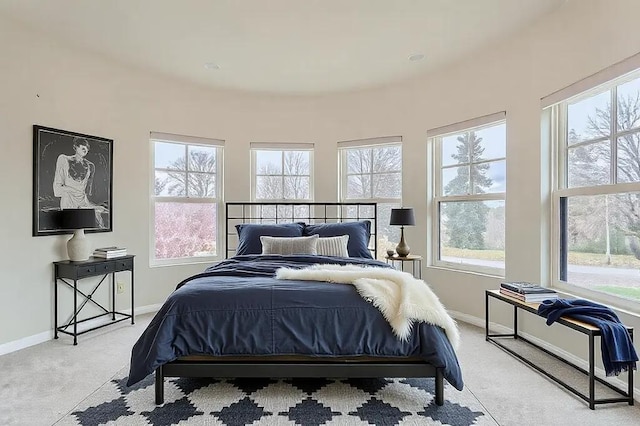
[
  {"xmin": 154, "ymin": 202, "xmax": 445, "ymax": 406},
  {"xmin": 225, "ymin": 202, "xmax": 378, "ymax": 258},
  {"xmin": 486, "ymin": 290, "xmax": 634, "ymax": 409}
]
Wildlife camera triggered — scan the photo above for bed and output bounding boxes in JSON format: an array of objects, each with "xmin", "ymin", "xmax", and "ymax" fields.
[{"xmin": 127, "ymin": 202, "xmax": 463, "ymax": 405}]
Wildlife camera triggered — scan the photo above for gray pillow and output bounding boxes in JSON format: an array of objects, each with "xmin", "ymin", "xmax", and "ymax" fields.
[
  {"xmin": 316, "ymin": 235, "xmax": 350, "ymax": 257},
  {"xmin": 260, "ymin": 234, "xmax": 319, "ymax": 255}
]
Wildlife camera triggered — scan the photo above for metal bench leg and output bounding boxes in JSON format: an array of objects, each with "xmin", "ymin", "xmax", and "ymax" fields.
[
  {"xmin": 629, "ymin": 330, "xmax": 635, "ymax": 406},
  {"xmin": 589, "ymin": 334, "xmax": 595, "ymax": 410},
  {"xmin": 485, "ymin": 291, "xmax": 489, "ymax": 341}
]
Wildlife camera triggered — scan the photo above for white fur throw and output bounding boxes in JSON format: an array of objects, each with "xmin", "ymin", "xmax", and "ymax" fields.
[{"xmin": 275, "ymin": 264, "xmax": 460, "ymax": 350}]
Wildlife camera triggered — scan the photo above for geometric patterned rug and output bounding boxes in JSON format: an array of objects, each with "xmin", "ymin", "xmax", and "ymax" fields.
[{"xmin": 57, "ymin": 367, "xmax": 497, "ymax": 426}]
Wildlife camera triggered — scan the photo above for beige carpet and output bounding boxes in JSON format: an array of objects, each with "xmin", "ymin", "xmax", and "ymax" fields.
[{"xmin": 0, "ymin": 315, "xmax": 639, "ymax": 425}]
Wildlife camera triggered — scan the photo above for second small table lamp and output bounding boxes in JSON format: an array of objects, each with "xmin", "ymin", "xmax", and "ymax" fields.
[{"xmin": 390, "ymin": 208, "xmax": 415, "ymax": 257}]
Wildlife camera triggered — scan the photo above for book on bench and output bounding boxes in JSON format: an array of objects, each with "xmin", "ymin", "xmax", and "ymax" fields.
[
  {"xmin": 501, "ymin": 281, "xmax": 558, "ymax": 295},
  {"xmin": 499, "ymin": 287, "xmax": 558, "ymax": 302}
]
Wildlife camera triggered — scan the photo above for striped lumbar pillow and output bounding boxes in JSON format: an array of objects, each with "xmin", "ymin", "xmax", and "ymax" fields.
[
  {"xmin": 260, "ymin": 235, "xmax": 319, "ymax": 255},
  {"xmin": 316, "ymin": 235, "xmax": 350, "ymax": 257}
]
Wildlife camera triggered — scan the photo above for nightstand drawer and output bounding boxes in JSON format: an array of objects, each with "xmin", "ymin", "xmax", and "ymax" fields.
[
  {"xmin": 94, "ymin": 262, "xmax": 115, "ymax": 274},
  {"xmin": 75, "ymin": 265, "xmax": 97, "ymax": 278},
  {"xmin": 114, "ymin": 258, "xmax": 133, "ymax": 271}
]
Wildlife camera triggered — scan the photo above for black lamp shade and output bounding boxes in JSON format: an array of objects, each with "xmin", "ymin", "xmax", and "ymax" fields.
[
  {"xmin": 59, "ymin": 208, "xmax": 96, "ymax": 230},
  {"xmin": 390, "ymin": 208, "xmax": 415, "ymax": 226}
]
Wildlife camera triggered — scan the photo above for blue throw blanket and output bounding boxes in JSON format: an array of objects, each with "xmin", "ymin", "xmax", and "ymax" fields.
[{"xmin": 537, "ymin": 299, "xmax": 638, "ymax": 376}]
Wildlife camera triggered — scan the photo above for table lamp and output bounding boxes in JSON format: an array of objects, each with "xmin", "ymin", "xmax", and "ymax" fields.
[
  {"xmin": 59, "ymin": 208, "xmax": 97, "ymax": 261},
  {"xmin": 390, "ymin": 208, "xmax": 415, "ymax": 257}
]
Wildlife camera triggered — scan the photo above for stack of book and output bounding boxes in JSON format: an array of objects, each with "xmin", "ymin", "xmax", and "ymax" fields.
[
  {"xmin": 500, "ymin": 281, "xmax": 559, "ymax": 303},
  {"xmin": 93, "ymin": 246, "xmax": 127, "ymax": 258}
]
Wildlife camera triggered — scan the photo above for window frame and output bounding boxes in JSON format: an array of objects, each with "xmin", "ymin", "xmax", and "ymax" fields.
[
  {"xmin": 550, "ymin": 69, "xmax": 640, "ymax": 312},
  {"xmin": 149, "ymin": 133, "xmax": 224, "ymax": 267},
  {"xmin": 338, "ymin": 138, "xmax": 403, "ymax": 260},
  {"xmin": 250, "ymin": 143, "xmax": 314, "ymax": 202},
  {"xmin": 429, "ymin": 114, "xmax": 507, "ymax": 276}
]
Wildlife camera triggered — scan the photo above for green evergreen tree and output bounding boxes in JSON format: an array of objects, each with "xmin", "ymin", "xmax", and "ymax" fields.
[{"xmin": 442, "ymin": 132, "xmax": 492, "ymax": 249}]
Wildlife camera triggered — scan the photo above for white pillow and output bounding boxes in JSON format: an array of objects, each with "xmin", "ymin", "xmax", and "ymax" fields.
[
  {"xmin": 260, "ymin": 234, "xmax": 318, "ymax": 255},
  {"xmin": 316, "ymin": 235, "xmax": 350, "ymax": 257}
]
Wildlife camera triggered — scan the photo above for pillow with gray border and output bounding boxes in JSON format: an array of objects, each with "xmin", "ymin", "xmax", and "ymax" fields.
[{"xmin": 260, "ymin": 234, "xmax": 319, "ymax": 255}]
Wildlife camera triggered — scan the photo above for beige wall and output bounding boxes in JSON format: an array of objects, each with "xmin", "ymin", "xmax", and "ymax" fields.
[{"xmin": 1, "ymin": 0, "xmax": 639, "ymax": 382}]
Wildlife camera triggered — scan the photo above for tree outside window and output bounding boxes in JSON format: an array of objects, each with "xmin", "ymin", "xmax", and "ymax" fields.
[{"xmin": 254, "ymin": 150, "xmax": 311, "ymax": 200}]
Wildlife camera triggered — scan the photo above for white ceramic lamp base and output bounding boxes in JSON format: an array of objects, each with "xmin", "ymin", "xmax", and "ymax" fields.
[{"xmin": 67, "ymin": 229, "xmax": 91, "ymax": 261}]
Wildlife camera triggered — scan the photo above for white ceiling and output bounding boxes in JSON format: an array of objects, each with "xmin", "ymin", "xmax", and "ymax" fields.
[{"xmin": 0, "ymin": 0, "xmax": 566, "ymax": 95}]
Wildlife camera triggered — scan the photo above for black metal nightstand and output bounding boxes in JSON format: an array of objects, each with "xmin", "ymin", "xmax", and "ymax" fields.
[
  {"xmin": 385, "ymin": 254, "xmax": 423, "ymax": 279},
  {"xmin": 53, "ymin": 255, "xmax": 135, "ymax": 345}
]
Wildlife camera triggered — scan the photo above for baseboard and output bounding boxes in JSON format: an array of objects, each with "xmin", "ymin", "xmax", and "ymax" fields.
[
  {"xmin": 449, "ymin": 310, "xmax": 640, "ymax": 404},
  {"xmin": 0, "ymin": 303, "xmax": 162, "ymax": 356},
  {"xmin": 132, "ymin": 303, "xmax": 163, "ymax": 316}
]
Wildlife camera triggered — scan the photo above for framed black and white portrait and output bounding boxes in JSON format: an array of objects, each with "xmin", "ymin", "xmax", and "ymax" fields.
[{"xmin": 33, "ymin": 125, "xmax": 113, "ymax": 236}]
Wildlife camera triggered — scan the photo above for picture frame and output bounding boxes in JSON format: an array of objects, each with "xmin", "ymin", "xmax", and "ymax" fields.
[{"xmin": 33, "ymin": 125, "xmax": 113, "ymax": 236}]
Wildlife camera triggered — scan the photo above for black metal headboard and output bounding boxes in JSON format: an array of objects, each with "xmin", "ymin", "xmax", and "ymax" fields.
[{"xmin": 225, "ymin": 202, "xmax": 377, "ymax": 259}]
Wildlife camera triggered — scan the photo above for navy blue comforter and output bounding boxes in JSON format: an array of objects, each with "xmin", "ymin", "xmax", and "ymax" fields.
[{"xmin": 127, "ymin": 255, "xmax": 463, "ymax": 390}]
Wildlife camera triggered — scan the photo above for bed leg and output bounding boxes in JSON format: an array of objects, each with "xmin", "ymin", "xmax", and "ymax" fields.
[
  {"xmin": 435, "ymin": 368, "xmax": 444, "ymax": 406},
  {"xmin": 155, "ymin": 366, "xmax": 164, "ymax": 405}
]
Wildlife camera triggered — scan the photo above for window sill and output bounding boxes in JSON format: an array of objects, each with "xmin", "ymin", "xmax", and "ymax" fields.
[
  {"xmin": 427, "ymin": 263, "xmax": 504, "ymax": 279},
  {"xmin": 150, "ymin": 256, "xmax": 221, "ymax": 268}
]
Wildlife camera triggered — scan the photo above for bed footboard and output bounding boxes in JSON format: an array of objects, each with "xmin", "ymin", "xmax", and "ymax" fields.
[{"xmin": 153, "ymin": 361, "xmax": 444, "ymax": 406}]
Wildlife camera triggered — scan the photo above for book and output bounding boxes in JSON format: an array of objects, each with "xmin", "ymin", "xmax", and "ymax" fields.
[
  {"xmin": 93, "ymin": 251, "xmax": 127, "ymax": 258},
  {"xmin": 93, "ymin": 246, "xmax": 127, "ymax": 258},
  {"xmin": 499, "ymin": 287, "xmax": 558, "ymax": 303},
  {"xmin": 94, "ymin": 248, "xmax": 126, "ymax": 253},
  {"xmin": 500, "ymin": 281, "xmax": 557, "ymax": 295},
  {"xmin": 94, "ymin": 246, "xmax": 127, "ymax": 252}
]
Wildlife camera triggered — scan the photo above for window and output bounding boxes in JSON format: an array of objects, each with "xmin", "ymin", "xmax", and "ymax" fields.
[
  {"xmin": 338, "ymin": 136, "xmax": 402, "ymax": 259},
  {"xmin": 250, "ymin": 143, "xmax": 314, "ymax": 222},
  {"xmin": 251, "ymin": 143, "xmax": 313, "ymax": 201},
  {"xmin": 150, "ymin": 132, "xmax": 223, "ymax": 266},
  {"xmin": 429, "ymin": 113, "xmax": 506, "ymax": 274},
  {"xmin": 548, "ymin": 67, "xmax": 640, "ymax": 307}
]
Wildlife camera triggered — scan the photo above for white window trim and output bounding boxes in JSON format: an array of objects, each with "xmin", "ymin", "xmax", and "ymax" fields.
[
  {"xmin": 541, "ymin": 51, "xmax": 640, "ymax": 109},
  {"xmin": 337, "ymin": 135, "xmax": 402, "ymax": 149},
  {"xmin": 250, "ymin": 143, "xmax": 315, "ymax": 202},
  {"xmin": 548, "ymin": 66, "xmax": 640, "ymax": 311},
  {"xmin": 428, "ymin": 113, "xmax": 506, "ymax": 276},
  {"xmin": 149, "ymin": 133, "xmax": 224, "ymax": 267}
]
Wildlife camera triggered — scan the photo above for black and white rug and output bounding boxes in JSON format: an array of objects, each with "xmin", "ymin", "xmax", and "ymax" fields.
[{"xmin": 58, "ymin": 368, "xmax": 495, "ymax": 425}]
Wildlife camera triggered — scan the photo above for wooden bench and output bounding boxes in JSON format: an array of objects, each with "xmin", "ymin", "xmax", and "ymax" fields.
[{"xmin": 485, "ymin": 289, "xmax": 634, "ymax": 409}]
